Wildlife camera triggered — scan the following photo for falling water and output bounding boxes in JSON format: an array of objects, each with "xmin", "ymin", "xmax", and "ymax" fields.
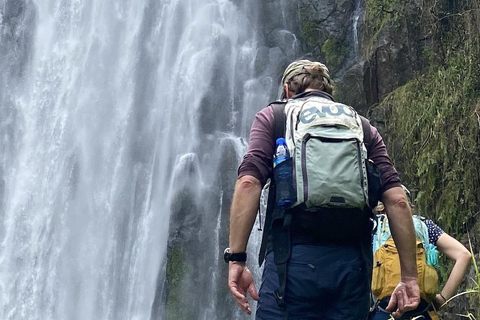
[
  {"xmin": 0, "ymin": 0, "xmax": 293, "ymax": 319},
  {"xmin": 352, "ymin": 0, "xmax": 364, "ymax": 57}
]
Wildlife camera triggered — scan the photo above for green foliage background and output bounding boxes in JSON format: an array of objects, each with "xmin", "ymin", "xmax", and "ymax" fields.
[
  {"xmin": 364, "ymin": 0, "xmax": 480, "ymax": 315},
  {"xmin": 365, "ymin": 0, "xmax": 480, "ymax": 237}
]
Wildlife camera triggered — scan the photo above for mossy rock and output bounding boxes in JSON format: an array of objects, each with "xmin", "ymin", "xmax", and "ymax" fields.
[
  {"xmin": 165, "ymin": 246, "xmax": 195, "ymax": 320},
  {"xmin": 321, "ymin": 38, "xmax": 348, "ymax": 71}
]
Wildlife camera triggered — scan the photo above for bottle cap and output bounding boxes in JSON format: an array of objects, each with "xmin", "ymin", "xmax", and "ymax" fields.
[{"xmin": 276, "ymin": 137, "xmax": 286, "ymax": 145}]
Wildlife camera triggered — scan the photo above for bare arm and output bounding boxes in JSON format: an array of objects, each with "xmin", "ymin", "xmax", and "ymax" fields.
[
  {"xmin": 383, "ymin": 186, "xmax": 418, "ymax": 280},
  {"xmin": 383, "ymin": 186, "xmax": 420, "ymax": 317},
  {"xmin": 433, "ymin": 233, "xmax": 472, "ymax": 307},
  {"xmin": 229, "ymin": 175, "xmax": 262, "ymax": 252},
  {"xmin": 227, "ymin": 106, "xmax": 273, "ymax": 314},
  {"xmin": 227, "ymin": 175, "xmax": 262, "ymax": 315}
]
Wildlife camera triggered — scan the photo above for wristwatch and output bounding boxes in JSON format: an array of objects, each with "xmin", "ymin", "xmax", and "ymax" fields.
[{"xmin": 223, "ymin": 248, "xmax": 247, "ymax": 263}]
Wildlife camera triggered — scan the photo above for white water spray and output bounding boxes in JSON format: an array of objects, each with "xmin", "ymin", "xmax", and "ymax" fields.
[{"xmin": 0, "ymin": 0, "xmax": 289, "ymax": 319}]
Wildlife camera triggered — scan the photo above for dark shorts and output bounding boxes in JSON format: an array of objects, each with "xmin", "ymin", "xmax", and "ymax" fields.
[{"xmin": 255, "ymin": 244, "xmax": 370, "ymax": 320}]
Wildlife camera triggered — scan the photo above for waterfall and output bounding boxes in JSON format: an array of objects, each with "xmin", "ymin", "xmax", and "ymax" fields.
[
  {"xmin": 0, "ymin": 0, "xmax": 294, "ymax": 319},
  {"xmin": 352, "ymin": 0, "xmax": 364, "ymax": 57}
]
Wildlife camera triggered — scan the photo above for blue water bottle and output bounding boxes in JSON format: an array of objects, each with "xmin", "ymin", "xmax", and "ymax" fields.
[
  {"xmin": 273, "ymin": 138, "xmax": 289, "ymax": 167},
  {"xmin": 273, "ymin": 138, "xmax": 296, "ymax": 208}
]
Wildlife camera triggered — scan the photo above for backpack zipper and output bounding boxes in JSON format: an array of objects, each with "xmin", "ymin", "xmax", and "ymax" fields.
[
  {"xmin": 301, "ymin": 134, "xmax": 311, "ymax": 202},
  {"xmin": 356, "ymin": 139, "xmax": 367, "ymax": 205}
]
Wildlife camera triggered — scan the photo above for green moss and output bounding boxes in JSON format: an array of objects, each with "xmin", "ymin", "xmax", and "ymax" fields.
[
  {"xmin": 321, "ymin": 39, "xmax": 348, "ymax": 70},
  {"xmin": 370, "ymin": 3, "xmax": 480, "ymax": 309},
  {"xmin": 301, "ymin": 20, "xmax": 320, "ymax": 49},
  {"xmin": 378, "ymin": 58, "xmax": 479, "ymax": 236},
  {"xmin": 370, "ymin": 0, "xmax": 480, "ymax": 238},
  {"xmin": 363, "ymin": 0, "xmax": 406, "ymax": 55},
  {"xmin": 166, "ymin": 246, "xmax": 194, "ymax": 320}
]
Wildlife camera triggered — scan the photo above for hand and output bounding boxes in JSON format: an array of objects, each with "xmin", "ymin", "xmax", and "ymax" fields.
[
  {"xmin": 386, "ymin": 278, "xmax": 420, "ymax": 318},
  {"xmin": 228, "ymin": 262, "xmax": 259, "ymax": 315}
]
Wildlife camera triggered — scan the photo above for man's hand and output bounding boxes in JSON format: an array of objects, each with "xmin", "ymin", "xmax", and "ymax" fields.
[
  {"xmin": 228, "ymin": 262, "xmax": 259, "ymax": 315},
  {"xmin": 386, "ymin": 278, "xmax": 420, "ymax": 318}
]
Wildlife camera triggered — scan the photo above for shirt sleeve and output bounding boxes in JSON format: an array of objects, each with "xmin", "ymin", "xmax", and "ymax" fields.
[
  {"xmin": 424, "ymin": 219, "xmax": 445, "ymax": 246},
  {"xmin": 237, "ymin": 105, "xmax": 275, "ymax": 186},
  {"xmin": 366, "ymin": 125, "xmax": 402, "ymax": 192}
]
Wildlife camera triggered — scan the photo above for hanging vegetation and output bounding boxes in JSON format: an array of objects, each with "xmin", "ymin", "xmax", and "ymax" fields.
[{"xmin": 365, "ymin": 0, "xmax": 480, "ymax": 316}]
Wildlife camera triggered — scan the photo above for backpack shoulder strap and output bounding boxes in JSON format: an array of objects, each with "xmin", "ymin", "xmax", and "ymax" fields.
[
  {"xmin": 258, "ymin": 101, "xmax": 286, "ymax": 267},
  {"xmin": 272, "ymin": 101, "xmax": 286, "ymax": 143},
  {"xmin": 360, "ymin": 116, "xmax": 372, "ymax": 148},
  {"xmin": 373, "ymin": 214, "xmax": 389, "ymax": 253},
  {"xmin": 413, "ymin": 215, "xmax": 430, "ymax": 247}
]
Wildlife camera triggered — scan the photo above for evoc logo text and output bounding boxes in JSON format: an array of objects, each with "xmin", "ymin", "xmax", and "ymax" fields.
[{"xmin": 300, "ymin": 104, "xmax": 355, "ymax": 124}]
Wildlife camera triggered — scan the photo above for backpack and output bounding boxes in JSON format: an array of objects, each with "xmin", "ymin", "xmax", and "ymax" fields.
[
  {"xmin": 371, "ymin": 214, "xmax": 439, "ymax": 303},
  {"xmin": 283, "ymin": 95, "xmax": 372, "ymax": 210}
]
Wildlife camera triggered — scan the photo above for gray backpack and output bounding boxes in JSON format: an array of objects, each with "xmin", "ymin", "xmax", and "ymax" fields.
[{"xmin": 283, "ymin": 95, "xmax": 370, "ymax": 210}]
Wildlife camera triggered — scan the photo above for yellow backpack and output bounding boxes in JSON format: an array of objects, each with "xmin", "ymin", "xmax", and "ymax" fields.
[{"xmin": 371, "ymin": 215, "xmax": 439, "ymax": 302}]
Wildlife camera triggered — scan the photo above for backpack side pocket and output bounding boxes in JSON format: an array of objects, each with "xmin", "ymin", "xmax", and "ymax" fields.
[{"xmin": 273, "ymin": 157, "xmax": 296, "ymax": 209}]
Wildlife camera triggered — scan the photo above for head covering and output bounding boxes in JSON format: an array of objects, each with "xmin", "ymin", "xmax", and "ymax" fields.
[{"xmin": 281, "ymin": 59, "xmax": 332, "ymax": 85}]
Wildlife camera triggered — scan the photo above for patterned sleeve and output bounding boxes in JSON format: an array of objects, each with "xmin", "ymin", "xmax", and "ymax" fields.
[{"xmin": 424, "ymin": 219, "xmax": 445, "ymax": 246}]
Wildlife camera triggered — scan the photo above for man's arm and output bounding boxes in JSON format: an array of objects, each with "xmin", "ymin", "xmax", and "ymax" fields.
[
  {"xmin": 228, "ymin": 175, "xmax": 262, "ymax": 315},
  {"xmin": 382, "ymin": 186, "xmax": 420, "ymax": 317},
  {"xmin": 383, "ymin": 186, "xmax": 417, "ymax": 280},
  {"xmin": 229, "ymin": 175, "xmax": 262, "ymax": 252}
]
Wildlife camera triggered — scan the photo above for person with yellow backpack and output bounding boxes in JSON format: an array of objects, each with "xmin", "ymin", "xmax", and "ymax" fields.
[{"xmin": 369, "ymin": 185, "xmax": 472, "ymax": 319}]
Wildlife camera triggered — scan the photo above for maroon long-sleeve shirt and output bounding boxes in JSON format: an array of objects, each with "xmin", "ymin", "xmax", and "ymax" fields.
[{"xmin": 238, "ymin": 91, "xmax": 401, "ymax": 192}]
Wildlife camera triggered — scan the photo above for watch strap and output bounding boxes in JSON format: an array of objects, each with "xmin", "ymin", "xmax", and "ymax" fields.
[
  {"xmin": 229, "ymin": 252, "xmax": 247, "ymax": 262},
  {"xmin": 224, "ymin": 248, "xmax": 247, "ymax": 263}
]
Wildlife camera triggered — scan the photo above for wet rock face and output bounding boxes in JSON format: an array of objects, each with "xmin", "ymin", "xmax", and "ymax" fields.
[
  {"xmin": 257, "ymin": 0, "xmax": 366, "ymax": 108},
  {"xmin": 198, "ymin": 55, "xmax": 234, "ymax": 136},
  {"xmin": 363, "ymin": 28, "xmax": 420, "ymax": 105},
  {"xmin": 362, "ymin": 1, "xmax": 425, "ymax": 105},
  {"xmin": 335, "ymin": 62, "xmax": 368, "ymax": 114},
  {"xmin": 163, "ymin": 138, "xmax": 243, "ymax": 319},
  {"xmin": 297, "ymin": 0, "xmax": 355, "ymax": 68},
  {"xmin": 299, "ymin": 0, "xmax": 354, "ymax": 39},
  {"xmin": 256, "ymin": 0, "xmax": 428, "ymax": 115},
  {"xmin": 260, "ymin": 0, "xmax": 299, "ymax": 37}
]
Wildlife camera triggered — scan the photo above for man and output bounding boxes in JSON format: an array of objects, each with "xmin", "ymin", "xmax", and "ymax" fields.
[{"xmin": 226, "ymin": 59, "xmax": 420, "ymax": 319}]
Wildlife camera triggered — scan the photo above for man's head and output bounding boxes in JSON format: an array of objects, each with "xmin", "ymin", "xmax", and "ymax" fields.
[{"xmin": 281, "ymin": 59, "xmax": 334, "ymax": 99}]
